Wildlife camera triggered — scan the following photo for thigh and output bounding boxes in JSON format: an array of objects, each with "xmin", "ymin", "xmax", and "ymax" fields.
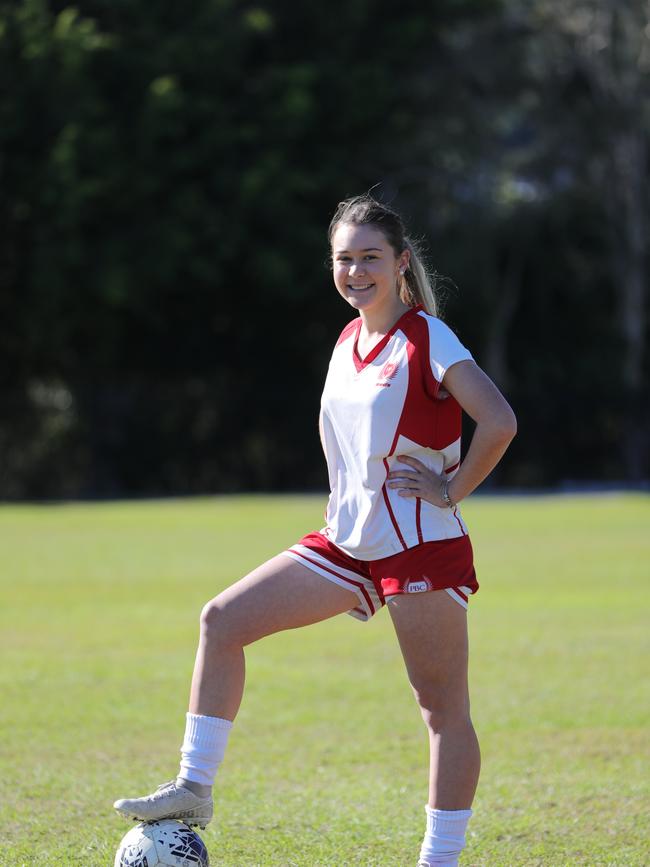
[
  {"xmin": 388, "ymin": 591, "xmax": 470, "ymax": 707},
  {"xmin": 208, "ymin": 553, "xmax": 359, "ymax": 646}
]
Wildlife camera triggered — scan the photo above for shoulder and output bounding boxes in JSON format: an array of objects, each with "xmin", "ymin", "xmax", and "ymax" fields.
[
  {"xmin": 397, "ymin": 307, "xmax": 456, "ymax": 347},
  {"xmin": 334, "ymin": 316, "xmax": 360, "ymax": 347},
  {"xmin": 404, "ymin": 308, "xmax": 473, "ymax": 382},
  {"xmin": 410, "ymin": 308, "xmax": 457, "ymax": 339},
  {"xmin": 408, "ymin": 309, "xmax": 470, "ymax": 351}
]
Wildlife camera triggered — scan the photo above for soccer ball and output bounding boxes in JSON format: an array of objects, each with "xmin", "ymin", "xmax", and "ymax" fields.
[{"xmin": 114, "ymin": 820, "xmax": 209, "ymax": 867}]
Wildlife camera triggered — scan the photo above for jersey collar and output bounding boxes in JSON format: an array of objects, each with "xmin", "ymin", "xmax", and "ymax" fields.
[{"xmin": 352, "ymin": 305, "xmax": 423, "ymax": 372}]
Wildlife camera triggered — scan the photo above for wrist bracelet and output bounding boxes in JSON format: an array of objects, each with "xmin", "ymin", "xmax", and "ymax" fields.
[{"xmin": 441, "ymin": 478, "xmax": 455, "ymax": 509}]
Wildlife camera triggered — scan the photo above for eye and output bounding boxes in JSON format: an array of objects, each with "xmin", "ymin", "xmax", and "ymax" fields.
[{"xmin": 364, "ymin": 255, "xmax": 378, "ymax": 261}]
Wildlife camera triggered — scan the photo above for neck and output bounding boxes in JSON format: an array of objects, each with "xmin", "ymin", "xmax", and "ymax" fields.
[{"xmin": 359, "ymin": 299, "xmax": 411, "ymax": 335}]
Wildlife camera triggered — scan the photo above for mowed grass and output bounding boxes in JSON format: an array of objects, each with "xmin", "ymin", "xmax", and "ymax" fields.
[{"xmin": 0, "ymin": 493, "xmax": 648, "ymax": 866}]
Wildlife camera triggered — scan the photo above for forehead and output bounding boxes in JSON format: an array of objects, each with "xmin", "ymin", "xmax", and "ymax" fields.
[{"xmin": 331, "ymin": 222, "xmax": 391, "ymax": 253}]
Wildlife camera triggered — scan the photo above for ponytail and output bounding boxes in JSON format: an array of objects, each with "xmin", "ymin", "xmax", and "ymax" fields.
[{"xmin": 400, "ymin": 237, "xmax": 438, "ymax": 316}]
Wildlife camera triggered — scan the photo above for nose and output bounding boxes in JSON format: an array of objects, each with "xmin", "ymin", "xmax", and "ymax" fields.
[{"xmin": 349, "ymin": 261, "xmax": 365, "ymax": 276}]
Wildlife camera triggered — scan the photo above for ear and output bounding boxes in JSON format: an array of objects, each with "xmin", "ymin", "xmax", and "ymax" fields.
[{"xmin": 398, "ymin": 249, "xmax": 410, "ymax": 274}]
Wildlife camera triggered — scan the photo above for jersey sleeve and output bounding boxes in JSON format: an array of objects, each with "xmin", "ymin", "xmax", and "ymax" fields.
[
  {"xmin": 334, "ymin": 317, "xmax": 359, "ymax": 347},
  {"xmin": 426, "ymin": 316, "xmax": 473, "ymax": 383}
]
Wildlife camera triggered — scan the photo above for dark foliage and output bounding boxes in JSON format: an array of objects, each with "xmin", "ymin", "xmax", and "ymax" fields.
[{"xmin": 1, "ymin": 0, "xmax": 647, "ymax": 497}]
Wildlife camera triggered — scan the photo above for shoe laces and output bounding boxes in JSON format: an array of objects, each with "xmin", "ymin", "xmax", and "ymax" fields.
[{"xmin": 152, "ymin": 780, "xmax": 179, "ymax": 800}]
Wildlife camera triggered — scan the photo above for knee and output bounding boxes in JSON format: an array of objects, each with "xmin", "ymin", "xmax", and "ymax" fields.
[
  {"xmin": 412, "ymin": 680, "xmax": 471, "ymax": 734},
  {"xmin": 199, "ymin": 597, "xmax": 239, "ymax": 647}
]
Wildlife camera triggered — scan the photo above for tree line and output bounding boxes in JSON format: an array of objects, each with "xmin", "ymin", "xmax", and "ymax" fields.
[{"xmin": 1, "ymin": 0, "xmax": 647, "ymax": 498}]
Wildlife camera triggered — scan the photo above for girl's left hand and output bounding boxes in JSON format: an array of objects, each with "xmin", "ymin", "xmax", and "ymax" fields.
[{"xmin": 386, "ymin": 455, "xmax": 447, "ymax": 508}]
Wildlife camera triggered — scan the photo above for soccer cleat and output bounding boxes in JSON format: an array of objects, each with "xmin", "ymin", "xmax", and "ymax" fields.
[{"xmin": 113, "ymin": 780, "xmax": 213, "ymax": 829}]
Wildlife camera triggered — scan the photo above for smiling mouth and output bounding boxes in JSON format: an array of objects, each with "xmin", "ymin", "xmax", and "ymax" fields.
[{"xmin": 348, "ymin": 283, "xmax": 374, "ymax": 291}]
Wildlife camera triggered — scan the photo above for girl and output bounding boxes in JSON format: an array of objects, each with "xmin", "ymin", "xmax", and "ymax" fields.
[{"xmin": 114, "ymin": 194, "xmax": 517, "ymax": 866}]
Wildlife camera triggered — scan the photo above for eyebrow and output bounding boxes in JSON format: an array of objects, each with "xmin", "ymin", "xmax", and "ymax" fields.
[{"xmin": 334, "ymin": 247, "xmax": 383, "ymax": 254}]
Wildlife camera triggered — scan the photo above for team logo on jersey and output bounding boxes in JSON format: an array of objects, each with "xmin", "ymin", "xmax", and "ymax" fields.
[
  {"xmin": 405, "ymin": 577, "xmax": 432, "ymax": 593},
  {"xmin": 376, "ymin": 361, "xmax": 399, "ymax": 387}
]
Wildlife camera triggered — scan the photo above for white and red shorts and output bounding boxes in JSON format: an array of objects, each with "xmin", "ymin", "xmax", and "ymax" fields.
[{"xmin": 284, "ymin": 531, "xmax": 478, "ymax": 622}]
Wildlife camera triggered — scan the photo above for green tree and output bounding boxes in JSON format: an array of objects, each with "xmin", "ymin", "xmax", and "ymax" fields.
[{"xmin": 1, "ymin": 0, "xmax": 646, "ymax": 496}]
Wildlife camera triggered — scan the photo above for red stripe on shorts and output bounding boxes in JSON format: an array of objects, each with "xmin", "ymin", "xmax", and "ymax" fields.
[{"xmin": 289, "ymin": 547, "xmax": 376, "ymax": 616}]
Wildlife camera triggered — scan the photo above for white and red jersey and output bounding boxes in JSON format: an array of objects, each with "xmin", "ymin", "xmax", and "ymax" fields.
[{"xmin": 319, "ymin": 305, "xmax": 473, "ymax": 561}]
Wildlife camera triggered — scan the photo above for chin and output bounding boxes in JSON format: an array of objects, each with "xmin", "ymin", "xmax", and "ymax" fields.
[{"xmin": 346, "ymin": 293, "xmax": 375, "ymax": 310}]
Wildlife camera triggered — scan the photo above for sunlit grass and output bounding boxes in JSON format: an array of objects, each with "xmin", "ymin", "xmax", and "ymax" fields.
[{"xmin": 1, "ymin": 494, "xmax": 648, "ymax": 865}]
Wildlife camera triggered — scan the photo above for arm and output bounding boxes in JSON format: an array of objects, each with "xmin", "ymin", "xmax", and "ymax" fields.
[
  {"xmin": 442, "ymin": 360, "xmax": 516, "ymax": 504},
  {"xmin": 387, "ymin": 360, "xmax": 516, "ymax": 507}
]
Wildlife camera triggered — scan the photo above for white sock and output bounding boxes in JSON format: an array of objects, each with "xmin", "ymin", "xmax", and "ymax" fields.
[
  {"xmin": 178, "ymin": 712, "xmax": 233, "ymax": 788},
  {"xmin": 419, "ymin": 806, "xmax": 473, "ymax": 867}
]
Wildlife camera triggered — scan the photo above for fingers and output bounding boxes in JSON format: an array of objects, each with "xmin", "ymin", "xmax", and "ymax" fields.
[
  {"xmin": 386, "ymin": 475, "xmax": 418, "ymax": 495},
  {"xmin": 386, "ymin": 470, "xmax": 418, "ymax": 495},
  {"xmin": 387, "ymin": 455, "xmax": 426, "ymax": 485},
  {"xmin": 386, "ymin": 455, "xmax": 425, "ymax": 482},
  {"xmin": 387, "ymin": 457, "xmax": 425, "ymax": 492},
  {"xmin": 386, "ymin": 455, "xmax": 444, "ymax": 505},
  {"xmin": 387, "ymin": 467, "xmax": 422, "ymax": 498},
  {"xmin": 387, "ymin": 471, "xmax": 418, "ymax": 482},
  {"xmin": 387, "ymin": 479, "xmax": 419, "ymax": 496},
  {"xmin": 395, "ymin": 454, "xmax": 426, "ymax": 468}
]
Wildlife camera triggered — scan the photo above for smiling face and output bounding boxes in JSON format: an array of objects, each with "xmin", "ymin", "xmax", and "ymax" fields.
[{"xmin": 331, "ymin": 222, "xmax": 410, "ymax": 322}]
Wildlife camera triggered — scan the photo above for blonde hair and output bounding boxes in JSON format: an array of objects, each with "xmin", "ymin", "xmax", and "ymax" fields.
[{"xmin": 328, "ymin": 193, "xmax": 439, "ymax": 316}]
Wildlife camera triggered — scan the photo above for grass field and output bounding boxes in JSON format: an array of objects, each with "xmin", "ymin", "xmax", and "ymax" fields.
[{"xmin": 1, "ymin": 493, "xmax": 648, "ymax": 866}]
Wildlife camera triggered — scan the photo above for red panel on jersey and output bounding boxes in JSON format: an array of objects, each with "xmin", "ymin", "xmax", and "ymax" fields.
[
  {"xmin": 394, "ymin": 313, "xmax": 464, "ymax": 452},
  {"xmin": 335, "ymin": 318, "xmax": 360, "ymax": 348}
]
